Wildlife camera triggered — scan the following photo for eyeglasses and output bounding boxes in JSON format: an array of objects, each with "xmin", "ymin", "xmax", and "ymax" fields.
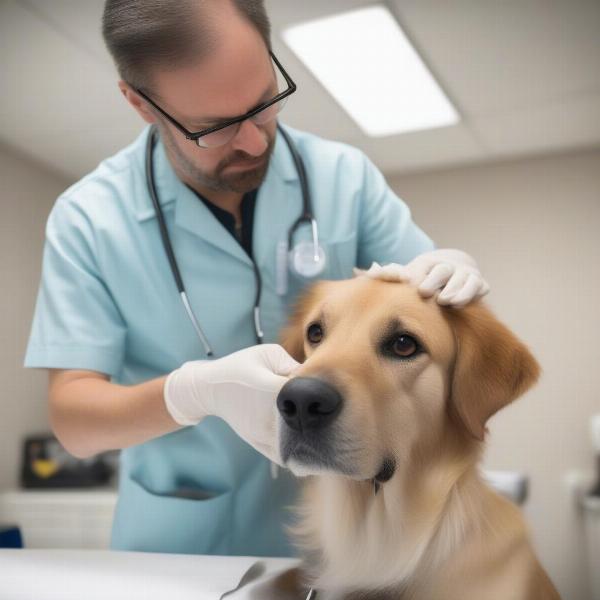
[{"xmin": 134, "ymin": 51, "xmax": 296, "ymax": 148}]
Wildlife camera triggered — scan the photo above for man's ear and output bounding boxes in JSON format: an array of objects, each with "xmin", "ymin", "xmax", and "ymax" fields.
[
  {"xmin": 118, "ymin": 80, "xmax": 157, "ymax": 125},
  {"xmin": 279, "ymin": 282, "xmax": 327, "ymax": 363},
  {"xmin": 444, "ymin": 301, "xmax": 541, "ymax": 441}
]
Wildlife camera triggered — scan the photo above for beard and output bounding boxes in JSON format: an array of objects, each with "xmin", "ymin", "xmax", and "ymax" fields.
[{"xmin": 157, "ymin": 120, "xmax": 276, "ymax": 194}]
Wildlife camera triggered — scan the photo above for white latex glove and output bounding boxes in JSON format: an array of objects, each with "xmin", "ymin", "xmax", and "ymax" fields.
[
  {"xmin": 164, "ymin": 344, "xmax": 300, "ymax": 467},
  {"xmin": 357, "ymin": 249, "xmax": 490, "ymax": 308}
]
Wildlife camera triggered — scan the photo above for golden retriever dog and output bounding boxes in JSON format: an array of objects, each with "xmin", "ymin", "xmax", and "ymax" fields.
[{"xmin": 268, "ymin": 273, "xmax": 560, "ymax": 600}]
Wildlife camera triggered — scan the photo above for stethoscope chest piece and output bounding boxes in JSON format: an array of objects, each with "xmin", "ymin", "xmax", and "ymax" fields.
[
  {"xmin": 276, "ymin": 238, "xmax": 327, "ymax": 296},
  {"xmin": 289, "ymin": 240, "xmax": 326, "ymax": 278}
]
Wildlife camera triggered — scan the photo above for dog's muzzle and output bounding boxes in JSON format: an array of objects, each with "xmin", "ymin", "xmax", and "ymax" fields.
[{"xmin": 277, "ymin": 377, "xmax": 343, "ymax": 433}]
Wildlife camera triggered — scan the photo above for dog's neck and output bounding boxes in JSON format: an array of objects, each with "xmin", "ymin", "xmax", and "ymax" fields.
[{"xmin": 293, "ymin": 435, "xmax": 487, "ymax": 595}]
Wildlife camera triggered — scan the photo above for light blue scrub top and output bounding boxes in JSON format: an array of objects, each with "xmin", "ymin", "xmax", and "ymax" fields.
[{"xmin": 24, "ymin": 123, "xmax": 435, "ymax": 557}]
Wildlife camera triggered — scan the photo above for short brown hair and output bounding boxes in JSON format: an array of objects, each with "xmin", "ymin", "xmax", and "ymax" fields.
[{"xmin": 102, "ymin": 0, "xmax": 272, "ymax": 92}]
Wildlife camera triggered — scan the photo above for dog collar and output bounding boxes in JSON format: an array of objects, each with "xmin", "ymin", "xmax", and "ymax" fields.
[{"xmin": 373, "ymin": 456, "xmax": 397, "ymax": 495}]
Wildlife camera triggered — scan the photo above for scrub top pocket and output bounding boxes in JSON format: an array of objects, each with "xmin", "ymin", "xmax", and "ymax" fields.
[
  {"xmin": 111, "ymin": 473, "xmax": 234, "ymax": 555},
  {"xmin": 326, "ymin": 232, "xmax": 358, "ymax": 278}
]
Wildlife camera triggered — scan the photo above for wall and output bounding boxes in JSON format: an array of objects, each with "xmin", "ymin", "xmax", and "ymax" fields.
[
  {"xmin": 0, "ymin": 143, "xmax": 70, "ymax": 490},
  {"xmin": 389, "ymin": 148, "xmax": 600, "ymax": 600}
]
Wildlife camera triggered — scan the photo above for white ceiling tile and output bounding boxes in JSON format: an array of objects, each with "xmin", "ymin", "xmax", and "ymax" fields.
[
  {"xmin": 470, "ymin": 92, "xmax": 600, "ymax": 157},
  {"xmin": 340, "ymin": 123, "xmax": 485, "ymax": 175},
  {"xmin": 0, "ymin": 0, "xmax": 141, "ymax": 179},
  {"xmin": 22, "ymin": 0, "xmax": 115, "ymax": 69},
  {"xmin": 265, "ymin": 0, "xmax": 380, "ymax": 27},
  {"xmin": 14, "ymin": 125, "xmax": 147, "ymax": 182},
  {"xmin": 390, "ymin": 0, "xmax": 600, "ymax": 115}
]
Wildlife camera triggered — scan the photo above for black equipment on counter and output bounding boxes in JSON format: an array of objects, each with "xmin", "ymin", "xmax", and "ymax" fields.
[{"xmin": 20, "ymin": 433, "xmax": 114, "ymax": 489}]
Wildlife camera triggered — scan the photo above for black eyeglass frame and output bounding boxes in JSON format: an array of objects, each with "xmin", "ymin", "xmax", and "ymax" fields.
[{"xmin": 133, "ymin": 51, "xmax": 296, "ymax": 146}]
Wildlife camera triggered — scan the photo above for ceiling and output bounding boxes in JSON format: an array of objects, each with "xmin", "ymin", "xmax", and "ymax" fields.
[{"xmin": 1, "ymin": 0, "xmax": 599, "ymax": 182}]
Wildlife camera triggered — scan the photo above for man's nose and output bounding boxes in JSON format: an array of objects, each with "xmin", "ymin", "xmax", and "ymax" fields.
[
  {"xmin": 277, "ymin": 377, "xmax": 343, "ymax": 433},
  {"xmin": 231, "ymin": 118, "xmax": 268, "ymax": 157}
]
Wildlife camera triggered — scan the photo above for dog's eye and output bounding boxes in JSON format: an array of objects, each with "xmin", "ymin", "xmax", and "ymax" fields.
[
  {"xmin": 391, "ymin": 334, "xmax": 419, "ymax": 358},
  {"xmin": 307, "ymin": 323, "xmax": 323, "ymax": 344}
]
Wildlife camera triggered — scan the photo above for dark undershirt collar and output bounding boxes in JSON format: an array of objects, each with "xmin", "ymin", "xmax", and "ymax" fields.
[{"xmin": 185, "ymin": 185, "xmax": 258, "ymax": 260}]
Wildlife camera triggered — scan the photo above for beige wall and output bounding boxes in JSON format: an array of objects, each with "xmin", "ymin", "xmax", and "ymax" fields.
[
  {"xmin": 390, "ymin": 148, "xmax": 600, "ymax": 600},
  {"xmin": 0, "ymin": 143, "xmax": 70, "ymax": 490}
]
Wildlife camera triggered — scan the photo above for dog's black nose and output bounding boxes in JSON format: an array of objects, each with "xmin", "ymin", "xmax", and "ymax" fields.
[{"xmin": 277, "ymin": 377, "xmax": 343, "ymax": 433}]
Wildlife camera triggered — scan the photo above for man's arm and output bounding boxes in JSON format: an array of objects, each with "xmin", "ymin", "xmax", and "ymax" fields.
[
  {"xmin": 48, "ymin": 369, "xmax": 182, "ymax": 459},
  {"xmin": 47, "ymin": 344, "xmax": 299, "ymax": 466}
]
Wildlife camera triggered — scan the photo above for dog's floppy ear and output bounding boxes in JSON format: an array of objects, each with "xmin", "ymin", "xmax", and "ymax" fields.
[
  {"xmin": 279, "ymin": 282, "xmax": 327, "ymax": 363},
  {"xmin": 445, "ymin": 301, "xmax": 541, "ymax": 441}
]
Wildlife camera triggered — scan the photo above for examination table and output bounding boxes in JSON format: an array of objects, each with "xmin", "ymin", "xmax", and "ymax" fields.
[{"xmin": 0, "ymin": 549, "xmax": 303, "ymax": 600}]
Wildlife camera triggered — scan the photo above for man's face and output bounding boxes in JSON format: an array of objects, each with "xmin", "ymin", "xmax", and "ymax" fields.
[{"xmin": 143, "ymin": 10, "xmax": 280, "ymax": 194}]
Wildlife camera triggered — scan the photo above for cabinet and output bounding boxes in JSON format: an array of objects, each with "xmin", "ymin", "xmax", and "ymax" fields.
[{"xmin": 0, "ymin": 489, "xmax": 117, "ymax": 549}]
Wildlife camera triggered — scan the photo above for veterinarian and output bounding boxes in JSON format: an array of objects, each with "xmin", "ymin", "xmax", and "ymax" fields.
[{"xmin": 24, "ymin": 0, "xmax": 489, "ymax": 557}]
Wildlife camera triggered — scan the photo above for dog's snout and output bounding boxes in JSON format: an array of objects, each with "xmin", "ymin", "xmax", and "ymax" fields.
[{"xmin": 277, "ymin": 377, "xmax": 343, "ymax": 433}]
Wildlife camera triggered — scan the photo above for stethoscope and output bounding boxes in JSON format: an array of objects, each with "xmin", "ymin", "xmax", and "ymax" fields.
[{"xmin": 145, "ymin": 122, "xmax": 326, "ymax": 357}]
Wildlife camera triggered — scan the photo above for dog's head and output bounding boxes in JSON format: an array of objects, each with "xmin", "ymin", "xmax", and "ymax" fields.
[{"xmin": 277, "ymin": 275, "xmax": 540, "ymax": 481}]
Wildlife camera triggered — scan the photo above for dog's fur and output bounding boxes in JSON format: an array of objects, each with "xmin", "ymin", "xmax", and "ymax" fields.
[{"xmin": 272, "ymin": 275, "xmax": 560, "ymax": 600}]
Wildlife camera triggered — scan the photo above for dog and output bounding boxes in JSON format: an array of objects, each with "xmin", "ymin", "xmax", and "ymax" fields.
[{"xmin": 268, "ymin": 272, "xmax": 560, "ymax": 600}]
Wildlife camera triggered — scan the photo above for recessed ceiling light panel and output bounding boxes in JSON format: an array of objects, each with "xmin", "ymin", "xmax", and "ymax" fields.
[{"xmin": 282, "ymin": 5, "xmax": 460, "ymax": 136}]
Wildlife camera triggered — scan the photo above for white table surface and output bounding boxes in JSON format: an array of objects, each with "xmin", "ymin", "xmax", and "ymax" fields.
[{"xmin": 0, "ymin": 549, "xmax": 303, "ymax": 600}]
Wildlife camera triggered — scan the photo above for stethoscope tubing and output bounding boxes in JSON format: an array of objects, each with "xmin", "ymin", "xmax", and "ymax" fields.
[
  {"xmin": 145, "ymin": 122, "xmax": 316, "ymax": 357},
  {"xmin": 145, "ymin": 126, "xmax": 214, "ymax": 356}
]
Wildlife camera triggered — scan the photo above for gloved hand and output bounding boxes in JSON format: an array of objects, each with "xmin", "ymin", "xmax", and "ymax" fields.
[
  {"xmin": 163, "ymin": 344, "xmax": 300, "ymax": 467},
  {"xmin": 357, "ymin": 249, "xmax": 490, "ymax": 308}
]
